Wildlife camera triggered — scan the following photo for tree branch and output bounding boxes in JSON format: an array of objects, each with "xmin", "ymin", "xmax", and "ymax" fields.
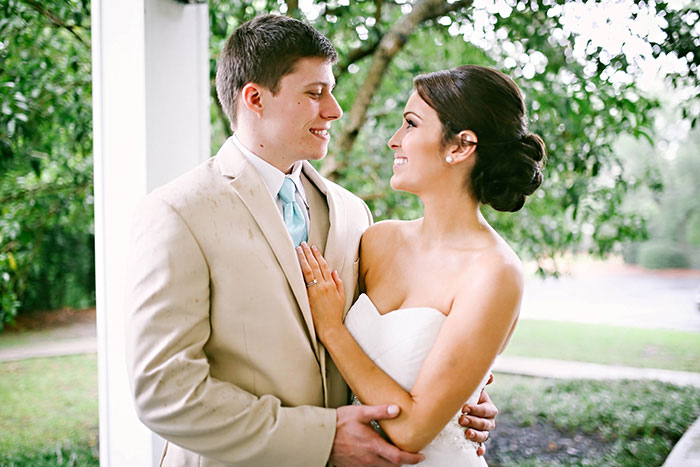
[
  {"xmin": 322, "ymin": 0, "xmax": 473, "ymax": 179},
  {"xmin": 286, "ymin": 0, "xmax": 299, "ymax": 11},
  {"xmin": 335, "ymin": 39, "xmax": 382, "ymax": 80},
  {"xmin": 21, "ymin": 0, "xmax": 89, "ymax": 48},
  {"xmin": 375, "ymin": 0, "xmax": 384, "ymax": 23}
]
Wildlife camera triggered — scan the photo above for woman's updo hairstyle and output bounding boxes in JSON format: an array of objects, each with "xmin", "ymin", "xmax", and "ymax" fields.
[{"xmin": 414, "ymin": 65, "xmax": 546, "ymax": 212}]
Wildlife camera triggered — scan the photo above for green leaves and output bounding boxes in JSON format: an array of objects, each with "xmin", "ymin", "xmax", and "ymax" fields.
[
  {"xmin": 1, "ymin": 0, "xmax": 698, "ymax": 328},
  {"xmin": 0, "ymin": 0, "xmax": 93, "ymax": 327}
]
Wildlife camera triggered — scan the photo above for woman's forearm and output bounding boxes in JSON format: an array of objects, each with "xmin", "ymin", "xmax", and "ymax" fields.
[{"xmin": 320, "ymin": 325, "xmax": 446, "ymax": 452}]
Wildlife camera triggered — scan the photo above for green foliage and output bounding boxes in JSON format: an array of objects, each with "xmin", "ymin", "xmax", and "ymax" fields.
[
  {"xmin": 651, "ymin": 6, "xmax": 700, "ymax": 128},
  {"xmin": 618, "ymin": 125, "xmax": 700, "ymax": 268},
  {"xmin": 638, "ymin": 241, "xmax": 691, "ymax": 269},
  {"xmin": 207, "ymin": 0, "xmax": 698, "ymax": 273},
  {"xmin": 1, "ymin": 0, "xmax": 698, "ymax": 329},
  {"xmin": 0, "ymin": 0, "xmax": 93, "ymax": 328},
  {"xmin": 490, "ymin": 375, "xmax": 700, "ymax": 466},
  {"xmin": 687, "ymin": 212, "xmax": 700, "ymax": 247}
]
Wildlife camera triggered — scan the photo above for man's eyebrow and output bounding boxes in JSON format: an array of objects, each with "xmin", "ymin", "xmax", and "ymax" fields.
[
  {"xmin": 306, "ymin": 81, "xmax": 336, "ymax": 90},
  {"xmin": 403, "ymin": 111, "xmax": 423, "ymax": 120}
]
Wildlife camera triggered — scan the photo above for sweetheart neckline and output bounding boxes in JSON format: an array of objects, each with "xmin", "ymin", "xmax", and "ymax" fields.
[{"xmin": 357, "ymin": 293, "xmax": 446, "ymax": 319}]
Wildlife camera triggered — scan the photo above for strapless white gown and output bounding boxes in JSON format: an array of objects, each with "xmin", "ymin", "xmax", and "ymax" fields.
[{"xmin": 344, "ymin": 293, "xmax": 489, "ymax": 467}]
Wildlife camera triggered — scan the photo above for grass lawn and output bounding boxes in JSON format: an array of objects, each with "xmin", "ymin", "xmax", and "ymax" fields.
[
  {"xmin": 0, "ymin": 354, "xmax": 98, "ymax": 466},
  {"xmin": 504, "ymin": 319, "xmax": 700, "ymax": 372},
  {"xmin": 488, "ymin": 374, "xmax": 700, "ymax": 466}
]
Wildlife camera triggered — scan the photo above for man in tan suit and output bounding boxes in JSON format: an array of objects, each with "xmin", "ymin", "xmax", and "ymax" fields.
[{"xmin": 126, "ymin": 15, "xmax": 495, "ymax": 466}]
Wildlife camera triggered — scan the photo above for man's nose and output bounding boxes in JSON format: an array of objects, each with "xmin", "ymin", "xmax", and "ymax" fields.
[{"xmin": 322, "ymin": 93, "xmax": 343, "ymax": 120}]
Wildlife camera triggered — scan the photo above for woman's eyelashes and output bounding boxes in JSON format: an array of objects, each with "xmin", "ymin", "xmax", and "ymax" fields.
[{"xmin": 405, "ymin": 118, "xmax": 416, "ymax": 129}]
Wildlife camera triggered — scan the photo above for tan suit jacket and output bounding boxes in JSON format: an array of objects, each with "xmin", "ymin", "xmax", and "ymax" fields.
[{"xmin": 125, "ymin": 138, "xmax": 372, "ymax": 466}]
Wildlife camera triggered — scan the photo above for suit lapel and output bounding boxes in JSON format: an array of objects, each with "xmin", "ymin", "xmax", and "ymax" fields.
[
  {"xmin": 218, "ymin": 140, "xmax": 320, "ymax": 360},
  {"xmin": 302, "ymin": 163, "xmax": 352, "ymax": 408},
  {"xmin": 302, "ymin": 162, "xmax": 348, "ymax": 277},
  {"xmin": 301, "ymin": 175, "xmax": 329, "ymax": 255}
]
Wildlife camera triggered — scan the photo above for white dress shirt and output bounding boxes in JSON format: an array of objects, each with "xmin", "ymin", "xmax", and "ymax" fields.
[{"xmin": 231, "ymin": 134, "xmax": 311, "ymax": 229}]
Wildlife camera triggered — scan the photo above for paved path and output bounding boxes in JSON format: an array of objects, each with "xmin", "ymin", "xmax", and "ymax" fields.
[
  {"xmin": 0, "ymin": 335, "xmax": 96, "ymax": 362},
  {"xmin": 663, "ymin": 416, "xmax": 700, "ymax": 466},
  {"xmin": 0, "ymin": 321, "xmax": 97, "ymax": 362},
  {"xmin": 494, "ymin": 355, "xmax": 700, "ymax": 388},
  {"xmin": 521, "ymin": 261, "xmax": 700, "ymax": 332},
  {"xmin": 4, "ymin": 334, "xmax": 700, "ymax": 389}
]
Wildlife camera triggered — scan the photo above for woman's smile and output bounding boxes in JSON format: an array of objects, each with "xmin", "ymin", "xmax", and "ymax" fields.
[{"xmin": 393, "ymin": 155, "xmax": 408, "ymax": 167}]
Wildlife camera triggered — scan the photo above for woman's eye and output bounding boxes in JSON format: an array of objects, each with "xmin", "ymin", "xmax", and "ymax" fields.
[{"xmin": 405, "ymin": 119, "xmax": 416, "ymax": 128}]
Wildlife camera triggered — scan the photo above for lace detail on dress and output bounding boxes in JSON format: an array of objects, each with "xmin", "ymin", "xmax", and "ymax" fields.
[{"xmin": 431, "ymin": 411, "xmax": 481, "ymax": 453}]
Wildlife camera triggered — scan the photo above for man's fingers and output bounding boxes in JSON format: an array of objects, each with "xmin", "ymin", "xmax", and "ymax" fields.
[
  {"xmin": 375, "ymin": 442, "xmax": 425, "ymax": 465},
  {"xmin": 460, "ymin": 413, "xmax": 496, "ymax": 433},
  {"xmin": 477, "ymin": 442, "xmax": 486, "ymax": 457},
  {"xmin": 464, "ymin": 426, "xmax": 491, "ymax": 444},
  {"xmin": 465, "ymin": 399, "xmax": 498, "ymax": 420},
  {"xmin": 478, "ymin": 386, "xmax": 493, "ymax": 405},
  {"xmin": 359, "ymin": 404, "xmax": 400, "ymax": 423}
]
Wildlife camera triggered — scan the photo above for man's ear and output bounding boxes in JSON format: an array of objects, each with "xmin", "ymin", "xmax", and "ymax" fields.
[
  {"xmin": 447, "ymin": 130, "xmax": 478, "ymax": 164},
  {"xmin": 241, "ymin": 83, "xmax": 264, "ymax": 118}
]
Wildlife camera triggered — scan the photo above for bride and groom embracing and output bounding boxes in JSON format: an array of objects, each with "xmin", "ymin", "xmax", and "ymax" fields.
[{"xmin": 125, "ymin": 14, "xmax": 545, "ymax": 467}]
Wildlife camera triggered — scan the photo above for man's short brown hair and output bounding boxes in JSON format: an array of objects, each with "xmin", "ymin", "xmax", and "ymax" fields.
[{"xmin": 215, "ymin": 14, "xmax": 337, "ymax": 129}]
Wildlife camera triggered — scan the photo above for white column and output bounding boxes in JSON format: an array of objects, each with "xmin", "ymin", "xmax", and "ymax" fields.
[{"xmin": 91, "ymin": 0, "xmax": 210, "ymax": 465}]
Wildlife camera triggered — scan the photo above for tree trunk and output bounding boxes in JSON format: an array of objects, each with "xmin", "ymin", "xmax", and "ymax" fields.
[
  {"xmin": 321, "ymin": 0, "xmax": 472, "ymax": 179},
  {"xmin": 286, "ymin": 0, "xmax": 299, "ymax": 16}
]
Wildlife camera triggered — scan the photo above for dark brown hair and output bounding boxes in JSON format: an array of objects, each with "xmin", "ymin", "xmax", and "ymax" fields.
[
  {"xmin": 414, "ymin": 65, "xmax": 546, "ymax": 212},
  {"xmin": 215, "ymin": 14, "xmax": 337, "ymax": 129}
]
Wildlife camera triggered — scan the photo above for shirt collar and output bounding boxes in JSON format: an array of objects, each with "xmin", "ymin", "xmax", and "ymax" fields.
[{"xmin": 231, "ymin": 134, "xmax": 307, "ymax": 203}]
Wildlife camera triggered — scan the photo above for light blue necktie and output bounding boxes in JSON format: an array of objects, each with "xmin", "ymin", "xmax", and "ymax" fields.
[{"xmin": 278, "ymin": 178, "xmax": 308, "ymax": 247}]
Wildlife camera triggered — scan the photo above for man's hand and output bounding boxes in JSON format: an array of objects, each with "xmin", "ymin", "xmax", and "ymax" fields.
[
  {"xmin": 331, "ymin": 404, "xmax": 425, "ymax": 467},
  {"xmin": 459, "ymin": 374, "xmax": 498, "ymax": 456}
]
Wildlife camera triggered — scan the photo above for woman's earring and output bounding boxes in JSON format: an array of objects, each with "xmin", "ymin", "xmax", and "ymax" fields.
[{"xmin": 446, "ymin": 156, "xmax": 454, "ymax": 164}]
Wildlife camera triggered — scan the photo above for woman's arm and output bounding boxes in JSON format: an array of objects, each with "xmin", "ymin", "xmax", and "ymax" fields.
[{"xmin": 297, "ymin": 242, "xmax": 521, "ymax": 453}]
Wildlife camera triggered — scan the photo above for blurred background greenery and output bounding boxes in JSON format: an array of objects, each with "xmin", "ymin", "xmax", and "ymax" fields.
[
  {"xmin": 1, "ymin": 0, "xmax": 698, "ymax": 330},
  {"xmin": 1, "ymin": 1, "xmax": 700, "ymax": 466}
]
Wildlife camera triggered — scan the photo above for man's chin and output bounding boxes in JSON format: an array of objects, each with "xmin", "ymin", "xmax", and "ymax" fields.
[{"xmin": 307, "ymin": 151, "xmax": 328, "ymax": 161}]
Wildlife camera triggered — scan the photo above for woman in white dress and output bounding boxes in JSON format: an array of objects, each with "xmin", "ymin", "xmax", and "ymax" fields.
[{"xmin": 297, "ymin": 65, "xmax": 546, "ymax": 465}]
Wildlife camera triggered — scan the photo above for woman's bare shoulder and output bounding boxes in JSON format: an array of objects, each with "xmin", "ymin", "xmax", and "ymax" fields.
[
  {"xmin": 362, "ymin": 219, "xmax": 414, "ymax": 249},
  {"xmin": 360, "ymin": 220, "xmax": 414, "ymax": 269},
  {"xmin": 456, "ymin": 238, "xmax": 524, "ymax": 308}
]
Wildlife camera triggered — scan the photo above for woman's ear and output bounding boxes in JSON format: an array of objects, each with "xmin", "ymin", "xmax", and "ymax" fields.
[
  {"xmin": 446, "ymin": 130, "xmax": 478, "ymax": 164},
  {"xmin": 240, "ymin": 83, "xmax": 264, "ymax": 118}
]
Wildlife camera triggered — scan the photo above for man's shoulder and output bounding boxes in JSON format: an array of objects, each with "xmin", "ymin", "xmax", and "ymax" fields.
[
  {"xmin": 156, "ymin": 156, "xmax": 222, "ymax": 198},
  {"xmin": 140, "ymin": 157, "xmax": 223, "ymax": 212},
  {"xmin": 320, "ymin": 175, "xmax": 363, "ymax": 204},
  {"xmin": 317, "ymin": 174, "xmax": 373, "ymax": 226}
]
